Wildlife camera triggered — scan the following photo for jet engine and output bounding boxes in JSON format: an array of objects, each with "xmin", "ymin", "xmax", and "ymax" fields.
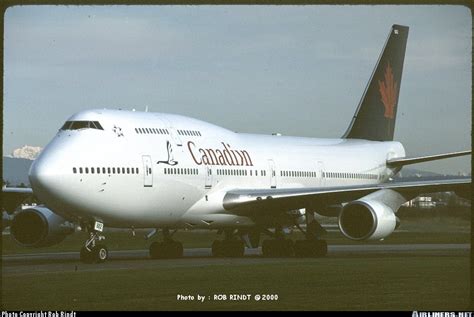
[
  {"xmin": 10, "ymin": 206, "xmax": 75, "ymax": 247},
  {"xmin": 338, "ymin": 189, "xmax": 404, "ymax": 241}
]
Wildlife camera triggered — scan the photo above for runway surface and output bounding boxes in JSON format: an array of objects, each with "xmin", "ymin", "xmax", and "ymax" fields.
[{"xmin": 2, "ymin": 243, "xmax": 469, "ymax": 276}]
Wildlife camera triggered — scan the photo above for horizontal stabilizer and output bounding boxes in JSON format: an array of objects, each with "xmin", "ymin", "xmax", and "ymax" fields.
[{"xmin": 386, "ymin": 150, "xmax": 471, "ymax": 168}]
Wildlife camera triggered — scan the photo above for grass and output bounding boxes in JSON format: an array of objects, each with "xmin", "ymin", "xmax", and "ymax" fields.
[{"xmin": 1, "ymin": 256, "xmax": 469, "ymax": 310}]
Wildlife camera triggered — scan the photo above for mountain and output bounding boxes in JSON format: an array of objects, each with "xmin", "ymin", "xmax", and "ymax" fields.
[
  {"xmin": 11, "ymin": 145, "xmax": 42, "ymax": 160},
  {"xmin": 396, "ymin": 168, "xmax": 441, "ymax": 178},
  {"xmin": 2, "ymin": 157, "xmax": 33, "ymax": 186}
]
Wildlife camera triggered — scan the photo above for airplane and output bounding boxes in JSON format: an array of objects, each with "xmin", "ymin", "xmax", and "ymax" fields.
[{"xmin": 2, "ymin": 24, "xmax": 471, "ymax": 263}]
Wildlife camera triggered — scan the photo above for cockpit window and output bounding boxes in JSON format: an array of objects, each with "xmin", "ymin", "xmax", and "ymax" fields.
[{"xmin": 60, "ymin": 121, "xmax": 104, "ymax": 130}]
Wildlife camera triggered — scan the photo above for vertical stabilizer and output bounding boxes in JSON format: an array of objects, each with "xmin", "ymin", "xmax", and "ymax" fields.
[{"xmin": 343, "ymin": 24, "xmax": 409, "ymax": 141}]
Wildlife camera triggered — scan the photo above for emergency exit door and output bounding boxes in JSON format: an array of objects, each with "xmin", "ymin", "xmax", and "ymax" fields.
[{"xmin": 142, "ymin": 155, "xmax": 153, "ymax": 187}]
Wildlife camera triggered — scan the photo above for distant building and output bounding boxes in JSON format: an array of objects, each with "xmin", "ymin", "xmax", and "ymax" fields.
[
  {"xmin": 402, "ymin": 196, "xmax": 436, "ymax": 208},
  {"xmin": 402, "ymin": 192, "xmax": 470, "ymax": 209}
]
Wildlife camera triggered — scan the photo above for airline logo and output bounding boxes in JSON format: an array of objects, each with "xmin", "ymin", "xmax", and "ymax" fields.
[
  {"xmin": 157, "ymin": 141, "xmax": 178, "ymax": 166},
  {"xmin": 378, "ymin": 62, "xmax": 398, "ymax": 119},
  {"xmin": 187, "ymin": 141, "xmax": 253, "ymax": 166}
]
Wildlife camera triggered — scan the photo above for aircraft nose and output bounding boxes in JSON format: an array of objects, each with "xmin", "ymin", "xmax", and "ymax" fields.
[{"xmin": 28, "ymin": 150, "xmax": 61, "ymax": 199}]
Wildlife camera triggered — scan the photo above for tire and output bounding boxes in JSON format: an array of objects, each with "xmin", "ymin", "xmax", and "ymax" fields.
[
  {"xmin": 92, "ymin": 244, "xmax": 108, "ymax": 263},
  {"xmin": 149, "ymin": 241, "xmax": 161, "ymax": 259},
  {"xmin": 283, "ymin": 239, "xmax": 295, "ymax": 257},
  {"xmin": 228, "ymin": 240, "xmax": 244, "ymax": 257},
  {"xmin": 262, "ymin": 240, "xmax": 274, "ymax": 257},
  {"xmin": 294, "ymin": 239, "xmax": 327, "ymax": 258},
  {"xmin": 294, "ymin": 240, "xmax": 310, "ymax": 258},
  {"xmin": 212, "ymin": 240, "xmax": 223, "ymax": 257},
  {"xmin": 173, "ymin": 241, "xmax": 184, "ymax": 258}
]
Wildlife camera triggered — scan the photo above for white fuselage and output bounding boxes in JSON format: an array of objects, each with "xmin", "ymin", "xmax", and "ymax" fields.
[{"xmin": 29, "ymin": 109, "xmax": 406, "ymax": 229}]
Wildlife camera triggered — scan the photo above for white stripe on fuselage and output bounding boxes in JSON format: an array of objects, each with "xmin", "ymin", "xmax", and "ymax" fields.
[{"xmin": 31, "ymin": 109, "xmax": 405, "ymax": 228}]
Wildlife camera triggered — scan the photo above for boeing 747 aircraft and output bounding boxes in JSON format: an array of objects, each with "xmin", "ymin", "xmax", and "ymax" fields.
[{"xmin": 3, "ymin": 24, "xmax": 471, "ymax": 263}]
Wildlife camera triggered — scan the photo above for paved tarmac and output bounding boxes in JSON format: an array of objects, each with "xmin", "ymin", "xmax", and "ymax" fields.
[{"xmin": 2, "ymin": 243, "xmax": 469, "ymax": 276}]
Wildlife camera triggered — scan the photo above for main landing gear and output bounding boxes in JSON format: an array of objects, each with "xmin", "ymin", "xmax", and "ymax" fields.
[
  {"xmin": 262, "ymin": 227, "xmax": 294, "ymax": 257},
  {"xmin": 261, "ymin": 211, "xmax": 328, "ymax": 258},
  {"xmin": 80, "ymin": 221, "xmax": 109, "ymax": 264},
  {"xmin": 294, "ymin": 211, "xmax": 328, "ymax": 258},
  {"xmin": 211, "ymin": 229, "xmax": 245, "ymax": 257},
  {"xmin": 149, "ymin": 229, "xmax": 183, "ymax": 259}
]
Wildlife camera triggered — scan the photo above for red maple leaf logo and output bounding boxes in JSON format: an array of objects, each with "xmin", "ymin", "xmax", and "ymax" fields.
[{"xmin": 378, "ymin": 63, "xmax": 398, "ymax": 119}]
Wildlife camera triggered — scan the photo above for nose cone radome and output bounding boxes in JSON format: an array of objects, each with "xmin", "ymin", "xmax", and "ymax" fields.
[{"xmin": 28, "ymin": 148, "xmax": 64, "ymax": 203}]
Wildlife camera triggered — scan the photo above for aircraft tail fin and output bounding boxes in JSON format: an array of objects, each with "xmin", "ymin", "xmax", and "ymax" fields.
[{"xmin": 343, "ymin": 24, "xmax": 409, "ymax": 142}]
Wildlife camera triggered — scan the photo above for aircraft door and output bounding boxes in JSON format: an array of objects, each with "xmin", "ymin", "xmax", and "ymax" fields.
[
  {"xmin": 268, "ymin": 159, "xmax": 276, "ymax": 188},
  {"xmin": 205, "ymin": 166, "xmax": 212, "ymax": 189},
  {"xmin": 142, "ymin": 155, "xmax": 153, "ymax": 187},
  {"xmin": 317, "ymin": 160, "xmax": 325, "ymax": 187}
]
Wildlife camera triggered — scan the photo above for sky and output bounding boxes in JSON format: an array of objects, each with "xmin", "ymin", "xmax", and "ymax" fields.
[{"xmin": 4, "ymin": 5, "xmax": 472, "ymax": 174}]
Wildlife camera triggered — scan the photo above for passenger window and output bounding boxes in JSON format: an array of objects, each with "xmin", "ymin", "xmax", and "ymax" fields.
[
  {"xmin": 127, "ymin": 168, "xmax": 130, "ymax": 174},
  {"xmin": 91, "ymin": 168, "xmax": 95, "ymax": 174},
  {"xmin": 97, "ymin": 167, "xmax": 100, "ymax": 174},
  {"xmin": 79, "ymin": 167, "xmax": 83, "ymax": 174},
  {"xmin": 103, "ymin": 167, "xmax": 106, "ymax": 174},
  {"xmin": 85, "ymin": 167, "xmax": 89, "ymax": 174},
  {"xmin": 73, "ymin": 167, "xmax": 77, "ymax": 174}
]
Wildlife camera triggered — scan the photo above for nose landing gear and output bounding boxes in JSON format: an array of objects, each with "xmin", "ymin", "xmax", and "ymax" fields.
[{"xmin": 80, "ymin": 221, "xmax": 108, "ymax": 264}]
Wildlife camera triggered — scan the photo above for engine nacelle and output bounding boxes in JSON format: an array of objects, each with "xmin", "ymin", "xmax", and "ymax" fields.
[
  {"xmin": 338, "ymin": 199, "xmax": 399, "ymax": 241},
  {"xmin": 10, "ymin": 206, "xmax": 75, "ymax": 248}
]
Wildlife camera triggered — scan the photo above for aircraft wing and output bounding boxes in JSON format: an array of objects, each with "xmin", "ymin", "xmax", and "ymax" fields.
[
  {"xmin": 2, "ymin": 187, "xmax": 34, "ymax": 213},
  {"xmin": 223, "ymin": 178, "xmax": 471, "ymax": 215}
]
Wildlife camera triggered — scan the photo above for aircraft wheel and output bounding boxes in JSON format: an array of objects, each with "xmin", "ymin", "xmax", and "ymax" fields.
[
  {"xmin": 149, "ymin": 241, "xmax": 161, "ymax": 259},
  {"xmin": 224, "ymin": 240, "xmax": 244, "ymax": 257},
  {"xmin": 92, "ymin": 244, "xmax": 109, "ymax": 263},
  {"xmin": 169, "ymin": 241, "xmax": 183, "ymax": 258},
  {"xmin": 212, "ymin": 240, "xmax": 223, "ymax": 257},
  {"xmin": 294, "ymin": 239, "xmax": 327, "ymax": 258}
]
